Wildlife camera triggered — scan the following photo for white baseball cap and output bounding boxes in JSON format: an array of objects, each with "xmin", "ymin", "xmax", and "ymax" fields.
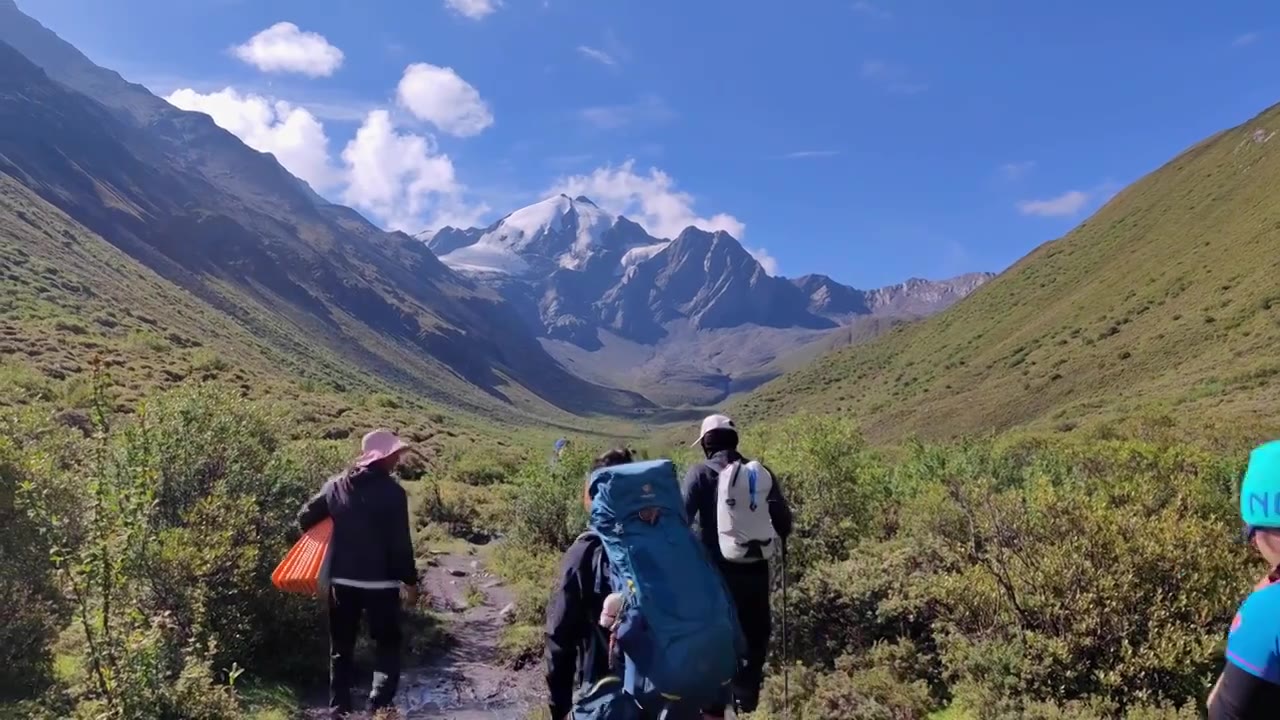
[{"xmin": 692, "ymin": 414, "xmax": 737, "ymax": 446}]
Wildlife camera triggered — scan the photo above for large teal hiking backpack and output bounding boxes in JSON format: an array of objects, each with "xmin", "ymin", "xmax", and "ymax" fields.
[{"xmin": 572, "ymin": 459, "xmax": 744, "ymax": 719}]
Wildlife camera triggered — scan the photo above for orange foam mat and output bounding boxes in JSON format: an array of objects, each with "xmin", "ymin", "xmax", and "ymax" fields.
[{"xmin": 272, "ymin": 517, "xmax": 332, "ymax": 594}]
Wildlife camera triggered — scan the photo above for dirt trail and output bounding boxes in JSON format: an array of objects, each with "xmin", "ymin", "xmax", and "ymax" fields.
[{"xmin": 307, "ymin": 548, "xmax": 541, "ymax": 719}]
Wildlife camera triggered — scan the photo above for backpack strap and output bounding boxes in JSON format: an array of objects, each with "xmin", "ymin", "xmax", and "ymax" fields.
[
  {"xmin": 722, "ymin": 459, "xmax": 741, "ymax": 485},
  {"xmin": 577, "ymin": 531, "xmax": 623, "ymax": 687},
  {"xmin": 577, "ymin": 531, "xmax": 608, "ymax": 596},
  {"xmin": 747, "ymin": 463, "xmax": 759, "ymax": 511},
  {"xmin": 623, "ymin": 657, "xmax": 637, "ymax": 697}
]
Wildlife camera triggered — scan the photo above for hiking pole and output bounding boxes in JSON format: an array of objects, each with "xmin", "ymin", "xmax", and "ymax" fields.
[{"xmin": 782, "ymin": 538, "xmax": 789, "ymax": 720}]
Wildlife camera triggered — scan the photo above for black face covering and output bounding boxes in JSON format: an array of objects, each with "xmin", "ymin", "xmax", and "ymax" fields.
[{"xmin": 701, "ymin": 429, "xmax": 739, "ymax": 459}]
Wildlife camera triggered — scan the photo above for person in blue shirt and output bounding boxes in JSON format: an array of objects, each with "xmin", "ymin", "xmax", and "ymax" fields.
[{"xmin": 1209, "ymin": 440, "xmax": 1280, "ymax": 719}]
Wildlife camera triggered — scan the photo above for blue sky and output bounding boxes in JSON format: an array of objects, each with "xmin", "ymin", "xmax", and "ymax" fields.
[{"xmin": 18, "ymin": 0, "xmax": 1280, "ymax": 288}]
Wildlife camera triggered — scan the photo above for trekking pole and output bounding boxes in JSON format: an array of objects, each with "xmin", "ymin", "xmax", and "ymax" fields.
[{"xmin": 782, "ymin": 538, "xmax": 789, "ymax": 720}]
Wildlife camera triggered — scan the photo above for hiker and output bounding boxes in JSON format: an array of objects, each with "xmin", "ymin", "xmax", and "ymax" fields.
[
  {"xmin": 683, "ymin": 414, "xmax": 793, "ymax": 717},
  {"xmin": 544, "ymin": 448, "xmax": 635, "ymax": 720},
  {"xmin": 545, "ymin": 448, "xmax": 734, "ymax": 720},
  {"xmin": 298, "ymin": 429, "xmax": 420, "ymax": 719},
  {"xmin": 1208, "ymin": 440, "xmax": 1280, "ymax": 719},
  {"xmin": 552, "ymin": 437, "xmax": 570, "ymax": 466}
]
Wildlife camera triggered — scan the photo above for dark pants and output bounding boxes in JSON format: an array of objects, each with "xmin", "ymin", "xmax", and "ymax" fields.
[
  {"xmin": 705, "ymin": 561, "xmax": 772, "ymax": 717},
  {"xmin": 328, "ymin": 584, "xmax": 402, "ymax": 716}
]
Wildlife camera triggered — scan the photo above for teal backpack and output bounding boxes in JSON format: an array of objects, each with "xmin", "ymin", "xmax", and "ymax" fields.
[{"xmin": 572, "ymin": 459, "xmax": 744, "ymax": 719}]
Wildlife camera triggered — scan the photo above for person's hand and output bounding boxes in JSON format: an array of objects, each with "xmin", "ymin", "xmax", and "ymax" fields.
[{"xmin": 402, "ymin": 582, "xmax": 420, "ymax": 607}]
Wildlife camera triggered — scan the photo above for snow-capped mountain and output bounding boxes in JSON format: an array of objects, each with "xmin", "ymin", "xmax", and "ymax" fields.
[
  {"xmin": 425, "ymin": 194, "xmax": 659, "ymax": 276},
  {"xmin": 421, "ymin": 195, "xmax": 994, "ymax": 405}
]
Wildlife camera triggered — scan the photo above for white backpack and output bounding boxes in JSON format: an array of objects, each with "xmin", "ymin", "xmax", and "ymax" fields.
[{"xmin": 715, "ymin": 460, "xmax": 778, "ymax": 563}]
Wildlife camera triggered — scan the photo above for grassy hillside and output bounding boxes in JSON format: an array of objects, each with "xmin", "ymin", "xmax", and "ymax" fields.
[
  {"xmin": 0, "ymin": 30, "xmax": 653, "ymax": 439},
  {"xmin": 737, "ymin": 102, "xmax": 1280, "ymax": 439},
  {"xmin": 0, "ymin": 174, "xmax": 641, "ymax": 458}
]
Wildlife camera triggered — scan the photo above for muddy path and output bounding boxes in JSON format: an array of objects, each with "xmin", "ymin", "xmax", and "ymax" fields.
[{"xmin": 306, "ymin": 547, "xmax": 542, "ymax": 719}]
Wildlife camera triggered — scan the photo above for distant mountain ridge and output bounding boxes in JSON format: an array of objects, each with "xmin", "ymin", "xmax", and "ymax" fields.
[
  {"xmin": 427, "ymin": 195, "xmax": 993, "ymax": 405},
  {"xmin": 0, "ymin": 0, "xmax": 989, "ymax": 416},
  {"xmin": 0, "ymin": 3, "xmax": 650, "ymax": 421}
]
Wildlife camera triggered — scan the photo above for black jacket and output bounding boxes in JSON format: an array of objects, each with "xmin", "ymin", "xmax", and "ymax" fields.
[
  {"xmin": 544, "ymin": 533, "xmax": 612, "ymax": 720},
  {"xmin": 682, "ymin": 449, "xmax": 793, "ymax": 566},
  {"xmin": 1209, "ymin": 662, "xmax": 1280, "ymax": 719},
  {"xmin": 297, "ymin": 466, "xmax": 418, "ymax": 587}
]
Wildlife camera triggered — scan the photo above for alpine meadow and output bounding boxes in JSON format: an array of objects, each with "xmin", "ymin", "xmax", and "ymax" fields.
[{"xmin": 2, "ymin": 1, "xmax": 1280, "ymax": 719}]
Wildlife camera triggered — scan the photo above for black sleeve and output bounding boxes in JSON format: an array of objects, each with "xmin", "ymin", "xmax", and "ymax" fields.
[
  {"xmin": 388, "ymin": 486, "xmax": 418, "ymax": 586},
  {"xmin": 764, "ymin": 465, "xmax": 794, "ymax": 540},
  {"xmin": 1209, "ymin": 661, "xmax": 1280, "ymax": 719},
  {"xmin": 545, "ymin": 541, "xmax": 591, "ymax": 720},
  {"xmin": 682, "ymin": 465, "xmax": 708, "ymax": 528},
  {"xmin": 297, "ymin": 482, "xmax": 331, "ymax": 533}
]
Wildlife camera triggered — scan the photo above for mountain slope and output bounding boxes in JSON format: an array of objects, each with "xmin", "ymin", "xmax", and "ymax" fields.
[
  {"xmin": 0, "ymin": 9, "xmax": 650, "ymax": 421},
  {"xmin": 737, "ymin": 103, "xmax": 1280, "ymax": 438},
  {"xmin": 429, "ymin": 197, "xmax": 991, "ymax": 405},
  {"xmin": 597, "ymin": 227, "xmax": 836, "ymax": 342}
]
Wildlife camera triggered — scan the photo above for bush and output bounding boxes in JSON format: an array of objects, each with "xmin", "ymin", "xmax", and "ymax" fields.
[
  {"xmin": 0, "ymin": 426, "xmax": 71, "ymax": 700},
  {"xmin": 415, "ymin": 479, "xmax": 492, "ymax": 540},
  {"xmin": 507, "ymin": 445, "xmax": 595, "ymax": 550},
  {"xmin": 14, "ymin": 376, "xmax": 347, "ymax": 717},
  {"xmin": 751, "ymin": 425, "xmax": 1255, "ymax": 717},
  {"xmin": 782, "ymin": 539, "xmax": 947, "ymax": 692},
  {"xmin": 757, "ymin": 655, "xmax": 932, "ymax": 720},
  {"xmin": 435, "ymin": 447, "xmax": 521, "ymax": 486},
  {"xmin": 118, "ymin": 386, "xmax": 340, "ymax": 681},
  {"xmin": 749, "ymin": 417, "xmax": 892, "ymax": 572}
]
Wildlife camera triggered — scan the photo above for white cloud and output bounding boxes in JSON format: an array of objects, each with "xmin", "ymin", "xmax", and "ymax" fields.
[
  {"xmin": 747, "ymin": 246, "xmax": 780, "ymax": 275},
  {"xmin": 580, "ymin": 95, "xmax": 674, "ymax": 130},
  {"xmin": 1017, "ymin": 190, "xmax": 1090, "ymax": 217},
  {"xmin": 852, "ymin": 1, "xmax": 892, "ymax": 20},
  {"xmin": 1017, "ymin": 178, "xmax": 1123, "ymax": 219},
  {"xmin": 232, "ymin": 22, "xmax": 344, "ymax": 77},
  {"xmin": 168, "ymin": 86, "xmax": 485, "ymax": 231},
  {"xmin": 577, "ymin": 45, "xmax": 617, "ymax": 66},
  {"xmin": 1000, "ymin": 161, "xmax": 1036, "ymax": 181},
  {"xmin": 1234, "ymin": 31, "xmax": 1260, "ymax": 47},
  {"xmin": 397, "ymin": 63, "xmax": 494, "ymax": 137},
  {"xmin": 165, "ymin": 87, "xmax": 340, "ymax": 191},
  {"xmin": 551, "ymin": 160, "xmax": 746, "ymax": 240},
  {"xmin": 861, "ymin": 59, "xmax": 928, "ymax": 95},
  {"xmin": 781, "ymin": 150, "xmax": 841, "ymax": 159},
  {"xmin": 445, "ymin": 0, "xmax": 501, "ymax": 20},
  {"xmin": 342, "ymin": 110, "xmax": 484, "ymax": 231}
]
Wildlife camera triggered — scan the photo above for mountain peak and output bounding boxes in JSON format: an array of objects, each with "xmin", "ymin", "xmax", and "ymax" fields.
[{"xmin": 430, "ymin": 194, "xmax": 642, "ymax": 275}]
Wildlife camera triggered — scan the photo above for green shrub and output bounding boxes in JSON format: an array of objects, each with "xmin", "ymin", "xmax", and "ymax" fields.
[
  {"xmin": 0, "ymin": 430, "xmax": 69, "ymax": 699},
  {"xmin": 416, "ymin": 479, "xmax": 487, "ymax": 539},
  {"xmin": 757, "ymin": 655, "xmax": 932, "ymax": 720},
  {"xmin": 13, "ymin": 376, "xmax": 347, "ymax": 717},
  {"xmin": 489, "ymin": 543, "xmax": 560, "ymax": 628},
  {"xmin": 436, "ymin": 447, "xmax": 521, "ymax": 486},
  {"xmin": 189, "ymin": 349, "xmax": 231, "ymax": 373},
  {"xmin": 507, "ymin": 445, "xmax": 594, "ymax": 550},
  {"xmin": 127, "ymin": 330, "xmax": 172, "ymax": 353},
  {"xmin": 744, "ymin": 424, "xmax": 1255, "ymax": 717},
  {"xmin": 749, "ymin": 416, "xmax": 892, "ymax": 571}
]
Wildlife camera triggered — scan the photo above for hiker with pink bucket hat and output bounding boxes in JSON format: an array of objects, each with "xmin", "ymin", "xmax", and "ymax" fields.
[{"xmin": 298, "ymin": 429, "xmax": 420, "ymax": 719}]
